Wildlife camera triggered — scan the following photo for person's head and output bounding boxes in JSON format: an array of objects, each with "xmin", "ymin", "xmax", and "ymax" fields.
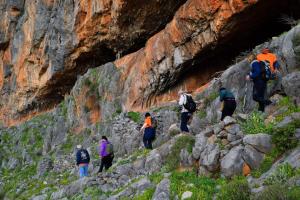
[
  {"xmin": 219, "ymin": 87, "xmax": 226, "ymax": 92},
  {"xmin": 76, "ymin": 144, "xmax": 82, "ymax": 149},
  {"xmin": 262, "ymin": 48, "xmax": 270, "ymax": 54},
  {"xmin": 247, "ymin": 53, "xmax": 256, "ymax": 62},
  {"xmin": 102, "ymin": 136, "xmax": 108, "ymax": 141},
  {"xmin": 145, "ymin": 112, "xmax": 151, "ymax": 118}
]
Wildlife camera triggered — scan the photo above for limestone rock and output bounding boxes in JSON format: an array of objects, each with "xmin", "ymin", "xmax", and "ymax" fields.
[
  {"xmin": 152, "ymin": 178, "xmax": 170, "ymax": 200},
  {"xmin": 243, "ymin": 145, "xmax": 264, "ymax": 170},
  {"xmin": 243, "ymin": 134, "xmax": 272, "ymax": 154},
  {"xmin": 223, "ymin": 116, "xmax": 237, "ymax": 126},
  {"xmin": 282, "ymin": 72, "xmax": 300, "ymax": 97},
  {"xmin": 181, "ymin": 191, "xmax": 193, "ymax": 200},
  {"xmin": 221, "ymin": 146, "xmax": 244, "ymax": 178},
  {"xmin": 200, "ymin": 144, "xmax": 220, "ymax": 172},
  {"xmin": 145, "ymin": 149, "xmax": 162, "ymax": 174}
]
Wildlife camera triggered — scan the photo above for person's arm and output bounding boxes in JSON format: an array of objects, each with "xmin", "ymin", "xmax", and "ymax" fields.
[{"xmin": 140, "ymin": 122, "xmax": 147, "ymax": 132}]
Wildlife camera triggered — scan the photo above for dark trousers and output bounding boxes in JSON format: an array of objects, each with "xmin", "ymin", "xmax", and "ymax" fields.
[
  {"xmin": 143, "ymin": 127, "xmax": 155, "ymax": 149},
  {"xmin": 221, "ymin": 100, "xmax": 237, "ymax": 121},
  {"xmin": 253, "ymin": 80, "xmax": 267, "ymax": 112},
  {"xmin": 180, "ymin": 112, "xmax": 191, "ymax": 132},
  {"xmin": 99, "ymin": 154, "xmax": 114, "ymax": 172}
]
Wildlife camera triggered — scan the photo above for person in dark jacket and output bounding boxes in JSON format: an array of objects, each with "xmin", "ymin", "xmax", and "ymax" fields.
[
  {"xmin": 246, "ymin": 54, "xmax": 267, "ymax": 112},
  {"xmin": 98, "ymin": 136, "xmax": 114, "ymax": 172},
  {"xmin": 76, "ymin": 145, "xmax": 90, "ymax": 178},
  {"xmin": 219, "ymin": 87, "xmax": 236, "ymax": 121},
  {"xmin": 140, "ymin": 112, "xmax": 155, "ymax": 149}
]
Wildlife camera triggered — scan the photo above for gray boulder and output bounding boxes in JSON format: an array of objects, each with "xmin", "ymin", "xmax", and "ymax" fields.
[
  {"xmin": 192, "ymin": 134, "xmax": 207, "ymax": 159},
  {"xmin": 282, "ymin": 72, "xmax": 300, "ymax": 97},
  {"xmin": 276, "ymin": 116, "xmax": 294, "ymax": 128},
  {"xmin": 221, "ymin": 146, "xmax": 244, "ymax": 178},
  {"xmin": 223, "ymin": 116, "xmax": 237, "ymax": 126},
  {"xmin": 225, "ymin": 124, "xmax": 241, "ymax": 135},
  {"xmin": 152, "ymin": 178, "xmax": 170, "ymax": 200},
  {"xmin": 145, "ymin": 149, "xmax": 162, "ymax": 174},
  {"xmin": 200, "ymin": 144, "xmax": 220, "ymax": 172},
  {"xmin": 168, "ymin": 124, "xmax": 181, "ymax": 136},
  {"xmin": 180, "ymin": 149, "xmax": 193, "ymax": 167},
  {"xmin": 243, "ymin": 134, "xmax": 272, "ymax": 154},
  {"xmin": 243, "ymin": 145, "xmax": 264, "ymax": 169}
]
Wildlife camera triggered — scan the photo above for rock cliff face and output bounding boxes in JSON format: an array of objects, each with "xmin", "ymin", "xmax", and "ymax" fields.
[
  {"xmin": 1, "ymin": 0, "xmax": 300, "ymax": 126},
  {"xmin": 0, "ymin": 0, "xmax": 185, "ymax": 125}
]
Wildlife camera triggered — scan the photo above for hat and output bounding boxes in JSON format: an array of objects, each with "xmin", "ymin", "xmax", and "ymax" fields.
[{"xmin": 76, "ymin": 144, "xmax": 82, "ymax": 149}]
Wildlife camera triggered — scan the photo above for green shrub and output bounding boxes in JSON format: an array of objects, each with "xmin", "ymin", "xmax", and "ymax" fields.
[
  {"xmin": 132, "ymin": 188, "xmax": 155, "ymax": 200},
  {"xmin": 216, "ymin": 176, "xmax": 250, "ymax": 200},
  {"xmin": 128, "ymin": 112, "xmax": 141, "ymax": 123},
  {"xmin": 275, "ymin": 97, "xmax": 300, "ymax": 122},
  {"xmin": 253, "ymin": 184, "xmax": 288, "ymax": 200},
  {"xmin": 241, "ymin": 112, "xmax": 274, "ymax": 134},
  {"xmin": 264, "ymin": 163, "xmax": 296, "ymax": 185},
  {"xmin": 271, "ymin": 120, "xmax": 300, "ymax": 153},
  {"xmin": 170, "ymin": 171, "xmax": 224, "ymax": 200},
  {"xmin": 197, "ymin": 110, "xmax": 207, "ymax": 119},
  {"xmin": 165, "ymin": 135, "xmax": 195, "ymax": 171},
  {"xmin": 203, "ymin": 92, "xmax": 219, "ymax": 107}
]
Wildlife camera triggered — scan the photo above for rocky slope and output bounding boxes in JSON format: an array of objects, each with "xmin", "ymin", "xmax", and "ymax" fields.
[
  {"xmin": 1, "ymin": 0, "xmax": 300, "ymax": 126},
  {"xmin": 1, "ymin": 1, "xmax": 300, "ymax": 200},
  {"xmin": 1, "ymin": 21, "xmax": 300, "ymax": 199}
]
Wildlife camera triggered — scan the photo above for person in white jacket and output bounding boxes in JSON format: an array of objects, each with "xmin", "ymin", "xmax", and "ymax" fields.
[{"xmin": 178, "ymin": 90, "xmax": 192, "ymax": 132}]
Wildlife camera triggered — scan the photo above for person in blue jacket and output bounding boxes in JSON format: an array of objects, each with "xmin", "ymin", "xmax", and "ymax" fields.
[
  {"xmin": 76, "ymin": 145, "xmax": 90, "ymax": 178},
  {"xmin": 246, "ymin": 54, "xmax": 267, "ymax": 112},
  {"xmin": 219, "ymin": 87, "xmax": 236, "ymax": 120}
]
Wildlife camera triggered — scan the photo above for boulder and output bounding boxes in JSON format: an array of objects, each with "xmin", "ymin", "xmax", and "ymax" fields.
[
  {"xmin": 200, "ymin": 127, "xmax": 214, "ymax": 137},
  {"xmin": 243, "ymin": 134, "xmax": 272, "ymax": 153},
  {"xmin": 145, "ymin": 149, "xmax": 163, "ymax": 174},
  {"xmin": 223, "ymin": 116, "xmax": 237, "ymax": 126},
  {"xmin": 180, "ymin": 149, "xmax": 193, "ymax": 167},
  {"xmin": 221, "ymin": 146, "xmax": 244, "ymax": 178},
  {"xmin": 181, "ymin": 191, "xmax": 193, "ymax": 200},
  {"xmin": 168, "ymin": 124, "xmax": 181, "ymax": 136},
  {"xmin": 192, "ymin": 134, "xmax": 207, "ymax": 159},
  {"xmin": 152, "ymin": 178, "xmax": 170, "ymax": 200},
  {"xmin": 225, "ymin": 124, "xmax": 241, "ymax": 135},
  {"xmin": 276, "ymin": 116, "xmax": 294, "ymax": 128},
  {"xmin": 282, "ymin": 72, "xmax": 300, "ymax": 97},
  {"xmin": 243, "ymin": 145, "xmax": 264, "ymax": 169},
  {"xmin": 200, "ymin": 144, "xmax": 220, "ymax": 172}
]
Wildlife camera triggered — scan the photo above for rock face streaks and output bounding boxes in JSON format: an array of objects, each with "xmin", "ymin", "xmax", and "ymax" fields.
[{"xmin": 0, "ymin": 0, "xmax": 185, "ymax": 125}]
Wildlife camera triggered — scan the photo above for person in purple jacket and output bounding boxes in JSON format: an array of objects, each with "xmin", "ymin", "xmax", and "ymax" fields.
[{"xmin": 98, "ymin": 136, "xmax": 114, "ymax": 173}]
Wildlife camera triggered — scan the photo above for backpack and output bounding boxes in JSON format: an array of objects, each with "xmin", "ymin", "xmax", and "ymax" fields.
[
  {"xmin": 183, "ymin": 95, "xmax": 197, "ymax": 113},
  {"xmin": 259, "ymin": 61, "xmax": 271, "ymax": 81},
  {"xmin": 106, "ymin": 143, "xmax": 114, "ymax": 155},
  {"xmin": 151, "ymin": 117, "xmax": 158, "ymax": 129}
]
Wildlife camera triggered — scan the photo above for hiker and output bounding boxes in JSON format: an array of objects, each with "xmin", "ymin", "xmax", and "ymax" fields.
[
  {"xmin": 76, "ymin": 145, "xmax": 90, "ymax": 178},
  {"xmin": 140, "ymin": 112, "xmax": 155, "ymax": 149},
  {"xmin": 178, "ymin": 90, "xmax": 196, "ymax": 133},
  {"xmin": 246, "ymin": 53, "xmax": 269, "ymax": 112},
  {"xmin": 257, "ymin": 48, "xmax": 282, "ymax": 98},
  {"xmin": 98, "ymin": 136, "xmax": 114, "ymax": 172},
  {"xmin": 219, "ymin": 87, "xmax": 236, "ymax": 121}
]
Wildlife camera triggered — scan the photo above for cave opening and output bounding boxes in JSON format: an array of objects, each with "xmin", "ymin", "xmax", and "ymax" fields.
[{"xmin": 174, "ymin": 0, "xmax": 300, "ymax": 92}]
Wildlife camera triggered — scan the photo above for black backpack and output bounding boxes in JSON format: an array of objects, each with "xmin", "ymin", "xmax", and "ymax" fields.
[
  {"xmin": 259, "ymin": 61, "xmax": 271, "ymax": 81},
  {"xmin": 183, "ymin": 95, "xmax": 197, "ymax": 113},
  {"xmin": 151, "ymin": 117, "xmax": 158, "ymax": 129}
]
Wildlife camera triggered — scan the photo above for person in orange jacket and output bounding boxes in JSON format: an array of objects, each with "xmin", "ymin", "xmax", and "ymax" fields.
[{"xmin": 257, "ymin": 48, "xmax": 282, "ymax": 99}]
